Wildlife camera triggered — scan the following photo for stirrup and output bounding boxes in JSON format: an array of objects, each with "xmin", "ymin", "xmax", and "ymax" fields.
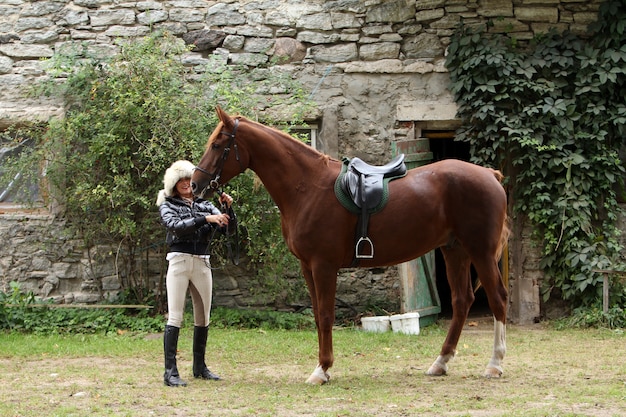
[{"xmin": 355, "ymin": 237, "xmax": 374, "ymax": 259}]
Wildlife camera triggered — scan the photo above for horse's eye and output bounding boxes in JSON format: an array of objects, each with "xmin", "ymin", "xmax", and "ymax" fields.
[{"xmin": 211, "ymin": 143, "xmax": 220, "ymax": 150}]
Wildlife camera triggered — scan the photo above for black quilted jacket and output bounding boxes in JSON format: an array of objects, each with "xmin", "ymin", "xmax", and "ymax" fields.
[{"xmin": 159, "ymin": 196, "xmax": 222, "ymax": 255}]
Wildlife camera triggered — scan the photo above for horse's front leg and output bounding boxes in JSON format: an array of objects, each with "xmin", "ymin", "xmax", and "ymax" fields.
[{"xmin": 302, "ymin": 264, "xmax": 337, "ymax": 385}]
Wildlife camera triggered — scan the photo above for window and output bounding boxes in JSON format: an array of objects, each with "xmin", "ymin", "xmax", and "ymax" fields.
[
  {"xmin": 0, "ymin": 131, "xmax": 42, "ymax": 210},
  {"xmin": 289, "ymin": 124, "xmax": 318, "ymax": 149}
]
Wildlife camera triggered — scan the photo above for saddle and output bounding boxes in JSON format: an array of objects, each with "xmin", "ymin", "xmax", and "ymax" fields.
[{"xmin": 335, "ymin": 154, "xmax": 407, "ymax": 262}]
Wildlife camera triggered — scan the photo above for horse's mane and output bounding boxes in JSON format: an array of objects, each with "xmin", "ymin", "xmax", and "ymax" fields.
[{"xmin": 241, "ymin": 115, "xmax": 337, "ymax": 166}]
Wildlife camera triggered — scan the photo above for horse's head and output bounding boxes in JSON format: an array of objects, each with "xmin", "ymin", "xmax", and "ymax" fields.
[{"xmin": 192, "ymin": 107, "xmax": 247, "ymax": 198}]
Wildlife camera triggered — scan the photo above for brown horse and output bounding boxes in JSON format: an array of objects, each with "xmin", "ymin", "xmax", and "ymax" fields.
[{"xmin": 192, "ymin": 107, "xmax": 509, "ymax": 384}]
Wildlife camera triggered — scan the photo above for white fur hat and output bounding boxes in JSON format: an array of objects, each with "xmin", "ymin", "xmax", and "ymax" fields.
[{"xmin": 156, "ymin": 160, "xmax": 195, "ymax": 206}]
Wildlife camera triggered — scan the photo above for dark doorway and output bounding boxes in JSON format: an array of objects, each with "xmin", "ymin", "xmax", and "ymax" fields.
[{"xmin": 427, "ymin": 132, "xmax": 491, "ymax": 318}]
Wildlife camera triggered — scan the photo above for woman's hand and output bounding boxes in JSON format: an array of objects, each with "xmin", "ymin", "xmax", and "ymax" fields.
[
  {"xmin": 206, "ymin": 213, "xmax": 230, "ymax": 227},
  {"xmin": 218, "ymin": 192, "xmax": 234, "ymax": 208}
]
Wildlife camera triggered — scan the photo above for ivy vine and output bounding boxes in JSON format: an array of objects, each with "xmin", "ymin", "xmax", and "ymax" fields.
[{"xmin": 446, "ymin": 0, "xmax": 626, "ymax": 308}]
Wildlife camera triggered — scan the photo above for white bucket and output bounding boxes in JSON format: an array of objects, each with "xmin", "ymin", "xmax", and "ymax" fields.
[
  {"xmin": 360, "ymin": 316, "xmax": 390, "ymax": 333},
  {"xmin": 389, "ymin": 312, "xmax": 421, "ymax": 335}
]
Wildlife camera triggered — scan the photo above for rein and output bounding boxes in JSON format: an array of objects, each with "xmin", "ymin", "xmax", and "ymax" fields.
[
  {"xmin": 201, "ymin": 190, "xmax": 240, "ymax": 267},
  {"xmin": 194, "ymin": 118, "xmax": 241, "ymax": 199}
]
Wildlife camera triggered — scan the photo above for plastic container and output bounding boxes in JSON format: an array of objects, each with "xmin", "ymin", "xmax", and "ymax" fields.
[
  {"xmin": 389, "ymin": 312, "xmax": 421, "ymax": 335},
  {"xmin": 360, "ymin": 316, "xmax": 391, "ymax": 333}
]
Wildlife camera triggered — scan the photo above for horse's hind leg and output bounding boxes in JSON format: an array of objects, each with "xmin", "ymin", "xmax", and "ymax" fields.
[
  {"xmin": 427, "ymin": 246, "xmax": 473, "ymax": 376},
  {"xmin": 472, "ymin": 258, "xmax": 507, "ymax": 378}
]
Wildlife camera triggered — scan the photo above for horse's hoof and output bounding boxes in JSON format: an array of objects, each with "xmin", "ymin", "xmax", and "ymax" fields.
[
  {"xmin": 306, "ymin": 365, "xmax": 330, "ymax": 385},
  {"xmin": 484, "ymin": 367, "xmax": 503, "ymax": 378},
  {"xmin": 426, "ymin": 363, "xmax": 447, "ymax": 376}
]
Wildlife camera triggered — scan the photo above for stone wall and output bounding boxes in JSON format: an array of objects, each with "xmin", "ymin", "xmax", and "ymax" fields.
[{"xmin": 0, "ymin": 0, "xmax": 605, "ymax": 321}]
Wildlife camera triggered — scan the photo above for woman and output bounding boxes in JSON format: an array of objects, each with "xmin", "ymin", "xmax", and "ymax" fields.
[{"xmin": 156, "ymin": 160, "xmax": 234, "ymax": 387}]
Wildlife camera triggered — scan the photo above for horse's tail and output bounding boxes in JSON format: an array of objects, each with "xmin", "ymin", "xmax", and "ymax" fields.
[
  {"xmin": 491, "ymin": 168, "xmax": 504, "ymax": 184},
  {"xmin": 474, "ymin": 168, "xmax": 510, "ymax": 293},
  {"xmin": 491, "ymin": 168, "xmax": 510, "ymax": 261}
]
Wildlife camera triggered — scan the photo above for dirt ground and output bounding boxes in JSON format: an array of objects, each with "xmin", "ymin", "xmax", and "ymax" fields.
[{"xmin": 1, "ymin": 320, "xmax": 625, "ymax": 417}]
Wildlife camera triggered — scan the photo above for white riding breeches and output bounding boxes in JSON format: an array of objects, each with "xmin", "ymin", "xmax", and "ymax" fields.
[{"xmin": 165, "ymin": 253, "xmax": 213, "ymax": 328}]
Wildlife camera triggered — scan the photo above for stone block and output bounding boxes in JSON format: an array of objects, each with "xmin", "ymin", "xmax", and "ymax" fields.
[
  {"xmin": 265, "ymin": 11, "xmax": 293, "ymax": 27},
  {"xmin": 297, "ymin": 31, "xmax": 340, "ymax": 44},
  {"xmin": 416, "ymin": 0, "xmax": 446, "ymax": 11},
  {"xmin": 271, "ymin": 37, "xmax": 306, "ymax": 63},
  {"xmin": 308, "ymin": 43, "xmax": 358, "ymax": 63},
  {"xmin": 396, "ymin": 101, "xmax": 459, "ymax": 121},
  {"xmin": 137, "ymin": 10, "xmax": 168, "ymax": 25},
  {"xmin": 236, "ymin": 25, "xmax": 274, "ymax": 38},
  {"xmin": 330, "ymin": 12, "xmax": 362, "ymax": 29},
  {"xmin": 89, "ymin": 10, "xmax": 136, "ymax": 27},
  {"xmin": 103, "ymin": 26, "xmax": 150, "ymax": 38},
  {"xmin": 101, "ymin": 275, "xmax": 121, "ymax": 291},
  {"xmin": 430, "ymin": 14, "xmax": 461, "ymax": 29},
  {"xmin": 183, "ymin": 29, "xmax": 226, "ymax": 51},
  {"xmin": 415, "ymin": 8, "xmax": 446, "ymax": 22},
  {"xmin": 401, "ymin": 33, "xmax": 443, "ymax": 59},
  {"xmin": 169, "ymin": 8, "xmax": 205, "ymax": 23},
  {"xmin": 359, "ymin": 42, "xmax": 400, "ymax": 61},
  {"xmin": 297, "ymin": 12, "xmax": 333, "ymax": 31},
  {"xmin": 0, "ymin": 56, "xmax": 13, "ymax": 74},
  {"xmin": 337, "ymin": 59, "xmax": 404, "ymax": 74},
  {"xmin": 478, "ymin": 0, "xmax": 514, "ymax": 17},
  {"xmin": 244, "ymin": 38, "xmax": 275, "ymax": 54},
  {"xmin": 515, "ymin": 7, "xmax": 559, "ymax": 23},
  {"xmin": 531, "ymin": 22, "xmax": 568, "ymax": 35},
  {"xmin": 573, "ymin": 12, "xmax": 599, "ymax": 25},
  {"xmin": 59, "ymin": 10, "xmax": 90, "ymax": 26},
  {"xmin": 14, "ymin": 17, "xmax": 53, "ymax": 32},
  {"xmin": 137, "ymin": 2, "xmax": 164, "ymax": 11},
  {"xmin": 362, "ymin": 24, "xmax": 393, "ymax": 36},
  {"xmin": 214, "ymin": 275, "xmax": 239, "ymax": 291},
  {"xmin": 0, "ymin": 44, "xmax": 54, "ymax": 59},
  {"xmin": 223, "ymin": 34, "xmax": 245, "ymax": 51},
  {"xmin": 52, "ymin": 262, "xmax": 79, "ymax": 280},
  {"xmin": 489, "ymin": 18, "xmax": 530, "ymax": 33},
  {"xmin": 380, "ymin": 33, "xmax": 403, "ymax": 42},
  {"xmin": 207, "ymin": 3, "xmax": 246, "ymax": 26},
  {"xmin": 180, "ymin": 53, "xmax": 209, "ymax": 66},
  {"xmin": 74, "ymin": 292, "xmax": 101, "ymax": 303},
  {"xmin": 19, "ymin": 30, "xmax": 60, "ymax": 44},
  {"xmin": 522, "ymin": 0, "xmax": 560, "ymax": 3},
  {"xmin": 366, "ymin": 0, "xmax": 416, "ymax": 23},
  {"xmin": 229, "ymin": 52, "xmax": 269, "ymax": 67}
]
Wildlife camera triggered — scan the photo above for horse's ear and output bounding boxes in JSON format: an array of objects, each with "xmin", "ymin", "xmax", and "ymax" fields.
[
  {"xmin": 216, "ymin": 106, "xmax": 229, "ymax": 124},
  {"xmin": 216, "ymin": 106, "xmax": 235, "ymax": 129}
]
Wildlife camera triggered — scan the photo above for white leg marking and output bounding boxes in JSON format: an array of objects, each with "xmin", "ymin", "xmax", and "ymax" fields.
[
  {"xmin": 485, "ymin": 317, "xmax": 506, "ymax": 378},
  {"xmin": 426, "ymin": 353, "xmax": 455, "ymax": 376},
  {"xmin": 305, "ymin": 364, "xmax": 330, "ymax": 385}
]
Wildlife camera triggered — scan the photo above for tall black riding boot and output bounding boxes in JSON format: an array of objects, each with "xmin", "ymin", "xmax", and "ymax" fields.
[
  {"xmin": 193, "ymin": 325, "xmax": 221, "ymax": 380},
  {"xmin": 163, "ymin": 325, "xmax": 187, "ymax": 387}
]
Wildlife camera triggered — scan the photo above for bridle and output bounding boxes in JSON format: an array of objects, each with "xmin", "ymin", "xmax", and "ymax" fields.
[
  {"xmin": 193, "ymin": 118, "xmax": 241, "ymax": 199},
  {"xmin": 194, "ymin": 118, "xmax": 242, "ymax": 266}
]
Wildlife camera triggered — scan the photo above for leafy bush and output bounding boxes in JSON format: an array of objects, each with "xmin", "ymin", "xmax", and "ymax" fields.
[
  {"xmin": 553, "ymin": 305, "xmax": 626, "ymax": 330},
  {"xmin": 4, "ymin": 31, "xmax": 314, "ymax": 309},
  {"xmin": 0, "ymin": 286, "xmax": 162, "ymax": 335},
  {"xmin": 210, "ymin": 307, "xmax": 315, "ymax": 331},
  {"xmin": 0, "ymin": 282, "xmax": 36, "ymax": 330},
  {"xmin": 0, "ymin": 286, "xmax": 315, "ymax": 334},
  {"xmin": 445, "ymin": 0, "xmax": 626, "ymax": 309}
]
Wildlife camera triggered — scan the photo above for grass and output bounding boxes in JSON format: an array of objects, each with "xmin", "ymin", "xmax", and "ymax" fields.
[{"xmin": 0, "ymin": 321, "xmax": 625, "ymax": 416}]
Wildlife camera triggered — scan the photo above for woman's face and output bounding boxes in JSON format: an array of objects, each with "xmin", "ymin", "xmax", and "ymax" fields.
[{"xmin": 175, "ymin": 177, "xmax": 193, "ymax": 198}]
